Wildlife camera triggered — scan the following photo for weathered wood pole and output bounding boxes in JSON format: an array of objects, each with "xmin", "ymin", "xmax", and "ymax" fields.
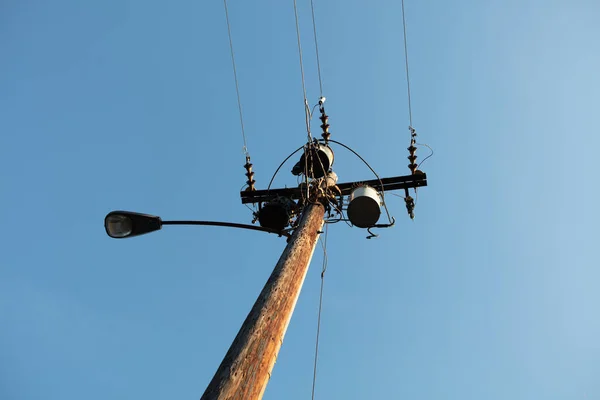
[{"xmin": 201, "ymin": 203, "xmax": 325, "ymax": 400}]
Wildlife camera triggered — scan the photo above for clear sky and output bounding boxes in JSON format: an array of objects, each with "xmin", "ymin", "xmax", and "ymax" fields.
[{"xmin": 1, "ymin": 0, "xmax": 599, "ymax": 399}]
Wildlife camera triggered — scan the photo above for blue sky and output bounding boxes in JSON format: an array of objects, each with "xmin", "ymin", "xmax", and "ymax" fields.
[{"xmin": 1, "ymin": 0, "xmax": 599, "ymax": 399}]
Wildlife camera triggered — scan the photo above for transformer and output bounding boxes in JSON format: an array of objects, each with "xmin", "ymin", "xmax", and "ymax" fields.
[
  {"xmin": 291, "ymin": 144, "xmax": 334, "ymax": 179},
  {"xmin": 258, "ymin": 197, "xmax": 297, "ymax": 231},
  {"xmin": 347, "ymin": 185, "xmax": 381, "ymax": 228}
]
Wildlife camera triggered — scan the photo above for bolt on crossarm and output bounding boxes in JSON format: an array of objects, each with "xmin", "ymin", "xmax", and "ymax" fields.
[{"xmin": 200, "ymin": 202, "xmax": 325, "ymax": 400}]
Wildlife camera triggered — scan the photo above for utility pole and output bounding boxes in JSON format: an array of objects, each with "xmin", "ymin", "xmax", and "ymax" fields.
[
  {"xmin": 202, "ymin": 104, "xmax": 427, "ymax": 398},
  {"xmin": 201, "ymin": 202, "xmax": 325, "ymax": 400},
  {"xmin": 104, "ymin": 143, "xmax": 426, "ymax": 399}
]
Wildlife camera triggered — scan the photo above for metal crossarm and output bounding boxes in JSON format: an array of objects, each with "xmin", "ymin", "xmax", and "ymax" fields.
[{"xmin": 240, "ymin": 173, "xmax": 427, "ymax": 205}]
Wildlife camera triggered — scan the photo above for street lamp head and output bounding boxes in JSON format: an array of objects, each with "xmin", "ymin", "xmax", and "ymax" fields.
[{"xmin": 104, "ymin": 211, "xmax": 162, "ymax": 239}]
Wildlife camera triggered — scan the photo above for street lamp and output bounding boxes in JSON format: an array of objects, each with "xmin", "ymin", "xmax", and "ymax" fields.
[
  {"xmin": 105, "ymin": 211, "xmax": 162, "ymax": 239},
  {"xmin": 104, "ymin": 210, "xmax": 290, "ymax": 239}
]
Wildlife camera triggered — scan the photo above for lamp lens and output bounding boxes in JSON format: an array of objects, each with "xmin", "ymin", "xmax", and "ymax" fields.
[{"xmin": 106, "ymin": 215, "xmax": 133, "ymax": 238}]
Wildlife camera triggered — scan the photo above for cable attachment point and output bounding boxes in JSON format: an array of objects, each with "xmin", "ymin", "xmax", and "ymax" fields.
[
  {"xmin": 319, "ymin": 103, "xmax": 330, "ymax": 143},
  {"xmin": 244, "ymin": 155, "xmax": 256, "ymax": 191},
  {"xmin": 407, "ymin": 126, "xmax": 418, "ymax": 174}
]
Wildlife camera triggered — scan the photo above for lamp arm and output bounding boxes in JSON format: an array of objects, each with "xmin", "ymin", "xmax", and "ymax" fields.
[{"xmin": 162, "ymin": 220, "xmax": 290, "ymax": 237}]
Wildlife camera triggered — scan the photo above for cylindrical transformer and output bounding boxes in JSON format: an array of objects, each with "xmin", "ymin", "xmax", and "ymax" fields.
[
  {"xmin": 311, "ymin": 144, "xmax": 334, "ymax": 178},
  {"xmin": 347, "ymin": 185, "xmax": 381, "ymax": 228},
  {"xmin": 293, "ymin": 144, "xmax": 334, "ymax": 178},
  {"xmin": 258, "ymin": 197, "xmax": 296, "ymax": 231}
]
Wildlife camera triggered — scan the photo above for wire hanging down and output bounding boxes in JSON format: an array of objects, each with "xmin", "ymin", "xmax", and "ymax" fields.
[
  {"xmin": 311, "ymin": 224, "xmax": 328, "ymax": 400},
  {"xmin": 223, "ymin": 0, "xmax": 249, "ymax": 157}
]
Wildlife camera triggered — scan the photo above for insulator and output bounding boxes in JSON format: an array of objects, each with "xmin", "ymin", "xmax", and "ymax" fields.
[
  {"xmin": 407, "ymin": 142, "xmax": 417, "ymax": 174},
  {"xmin": 320, "ymin": 116, "xmax": 329, "ymax": 132},
  {"xmin": 320, "ymin": 107, "xmax": 331, "ymax": 142},
  {"xmin": 244, "ymin": 157, "xmax": 256, "ymax": 191}
]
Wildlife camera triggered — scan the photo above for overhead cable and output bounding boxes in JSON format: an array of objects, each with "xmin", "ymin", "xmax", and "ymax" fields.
[
  {"xmin": 401, "ymin": 0, "xmax": 413, "ymax": 128},
  {"xmin": 292, "ymin": 0, "xmax": 312, "ymax": 141},
  {"xmin": 223, "ymin": 0, "xmax": 249, "ymax": 157},
  {"xmin": 310, "ymin": 0, "xmax": 324, "ymax": 96}
]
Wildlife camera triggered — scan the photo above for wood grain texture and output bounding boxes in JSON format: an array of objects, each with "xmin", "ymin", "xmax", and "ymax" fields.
[{"xmin": 201, "ymin": 203, "xmax": 325, "ymax": 400}]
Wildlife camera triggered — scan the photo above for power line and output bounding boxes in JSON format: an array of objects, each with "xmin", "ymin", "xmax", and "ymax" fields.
[
  {"xmin": 310, "ymin": 0, "xmax": 324, "ymax": 96},
  {"xmin": 223, "ymin": 0, "xmax": 249, "ymax": 157},
  {"xmin": 401, "ymin": 0, "xmax": 413, "ymax": 128},
  {"xmin": 292, "ymin": 0, "xmax": 312, "ymax": 141},
  {"xmin": 311, "ymin": 223, "xmax": 328, "ymax": 400}
]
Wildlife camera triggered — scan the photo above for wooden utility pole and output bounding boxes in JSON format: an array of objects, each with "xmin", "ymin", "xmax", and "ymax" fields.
[{"xmin": 201, "ymin": 203, "xmax": 325, "ymax": 400}]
